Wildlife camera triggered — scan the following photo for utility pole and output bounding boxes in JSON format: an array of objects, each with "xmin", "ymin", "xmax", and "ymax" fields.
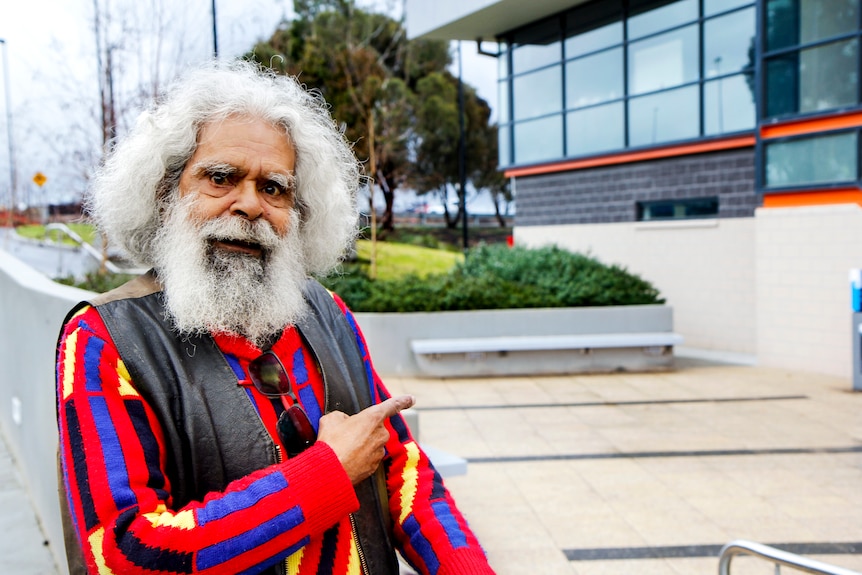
[
  {"xmin": 0, "ymin": 38, "xmax": 16, "ymax": 228},
  {"xmin": 211, "ymin": 0, "xmax": 219, "ymax": 57}
]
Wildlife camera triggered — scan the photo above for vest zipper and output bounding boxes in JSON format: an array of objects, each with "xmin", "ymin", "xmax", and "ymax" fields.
[{"xmin": 349, "ymin": 512, "xmax": 369, "ymax": 575}]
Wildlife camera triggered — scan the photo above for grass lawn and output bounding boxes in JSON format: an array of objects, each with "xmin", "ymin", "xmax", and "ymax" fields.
[
  {"xmin": 16, "ymin": 223, "xmax": 98, "ymax": 246},
  {"xmin": 19, "ymin": 223, "xmax": 462, "ymax": 285},
  {"xmin": 354, "ymin": 239, "xmax": 463, "ymax": 280}
]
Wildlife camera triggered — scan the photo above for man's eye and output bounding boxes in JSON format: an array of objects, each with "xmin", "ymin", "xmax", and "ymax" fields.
[
  {"xmin": 210, "ymin": 172, "xmax": 230, "ymax": 185},
  {"xmin": 262, "ymin": 182, "xmax": 286, "ymax": 196}
]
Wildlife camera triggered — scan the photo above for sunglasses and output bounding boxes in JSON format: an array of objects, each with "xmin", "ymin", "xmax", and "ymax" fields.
[{"xmin": 248, "ymin": 350, "xmax": 317, "ymax": 457}]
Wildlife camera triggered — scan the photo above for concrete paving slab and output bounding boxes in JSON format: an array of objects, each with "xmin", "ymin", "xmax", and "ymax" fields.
[{"xmin": 0, "ymin": 431, "xmax": 58, "ymax": 575}]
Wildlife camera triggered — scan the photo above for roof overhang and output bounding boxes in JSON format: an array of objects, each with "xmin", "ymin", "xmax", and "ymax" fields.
[{"xmin": 406, "ymin": 0, "xmax": 586, "ymax": 41}]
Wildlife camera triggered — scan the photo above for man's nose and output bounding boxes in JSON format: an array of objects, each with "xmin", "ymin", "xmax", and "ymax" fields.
[{"xmin": 229, "ymin": 181, "xmax": 264, "ymax": 220}]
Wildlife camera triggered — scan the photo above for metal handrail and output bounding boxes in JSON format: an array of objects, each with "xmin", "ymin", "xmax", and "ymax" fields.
[
  {"xmin": 43, "ymin": 223, "xmax": 146, "ymax": 275},
  {"xmin": 719, "ymin": 540, "xmax": 862, "ymax": 575}
]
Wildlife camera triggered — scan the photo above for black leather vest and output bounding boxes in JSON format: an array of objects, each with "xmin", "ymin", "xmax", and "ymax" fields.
[{"xmin": 58, "ymin": 272, "xmax": 397, "ymax": 575}]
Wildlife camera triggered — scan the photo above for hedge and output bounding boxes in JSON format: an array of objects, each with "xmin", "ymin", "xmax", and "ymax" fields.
[{"xmin": 321, "ymin": 244, "xmax": 664, "ymax": 312}]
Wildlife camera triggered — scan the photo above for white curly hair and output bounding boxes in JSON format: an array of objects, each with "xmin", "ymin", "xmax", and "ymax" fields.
[{"xmin": 87, "ymin": 59, "xmax": 360, "ymax": 275}]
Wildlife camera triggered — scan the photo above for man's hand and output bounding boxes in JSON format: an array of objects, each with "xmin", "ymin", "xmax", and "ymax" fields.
[{"xmin": 317, "ymin": 395, "xmax": 415, "ymax": 485}]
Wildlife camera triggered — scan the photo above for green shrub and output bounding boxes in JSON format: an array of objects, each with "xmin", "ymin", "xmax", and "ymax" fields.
[
  {"xmin": 320, "ymin": 244, "xmax": 664, "ymax": 312},
  {"xmin": 56, "ymin": 271, "xmax": 140, "ymax": 293}
]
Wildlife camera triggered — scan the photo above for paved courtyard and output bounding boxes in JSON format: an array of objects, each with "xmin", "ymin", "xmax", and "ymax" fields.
[
  {"xmin": 388, "ymin": 360, "xmax": 862, "ymax": 575},
  {"xmin": 3, "ymin": 358, "xmax": 862, "ymax": 574}
]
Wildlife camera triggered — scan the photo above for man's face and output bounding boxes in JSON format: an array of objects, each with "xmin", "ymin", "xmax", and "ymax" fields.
[{"xmin": 177, "ymin": 115, "xmax": 297, "ymax": 256}]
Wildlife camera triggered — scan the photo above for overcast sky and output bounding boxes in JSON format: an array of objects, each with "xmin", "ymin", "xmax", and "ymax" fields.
[{"xmin": 0, "ymin": 0, "xmax": 498, "ymax": 211}]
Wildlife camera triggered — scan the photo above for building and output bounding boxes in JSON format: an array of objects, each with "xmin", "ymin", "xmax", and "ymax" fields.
[{"xmin": 406, "ymin": 0, "xmax": 862, "ymax": 379}]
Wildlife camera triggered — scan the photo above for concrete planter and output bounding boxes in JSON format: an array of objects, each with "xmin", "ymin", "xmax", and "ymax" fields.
[{"xmin": 356, "ymin": 304, "xmax": 679, "ymax": 377}]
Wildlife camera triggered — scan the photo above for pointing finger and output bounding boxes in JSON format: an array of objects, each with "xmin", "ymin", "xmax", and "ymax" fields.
[{"xmin": 369, "ymin": 395, "xmax": 415, "ymax": 421}]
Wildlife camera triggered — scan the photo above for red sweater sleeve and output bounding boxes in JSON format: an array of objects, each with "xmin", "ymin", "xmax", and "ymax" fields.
[
  {"xmin": 330, "ymin": 294, "xmax": 496, "ymax": 575},
  {"xmin": 56, "ymin": 306, "xmax": 359, "ymax": 574}
]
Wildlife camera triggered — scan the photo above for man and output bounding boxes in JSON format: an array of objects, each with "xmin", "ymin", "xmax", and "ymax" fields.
[{"xmin": 56, "ymin": 60, "xmax": 495, "ymax": 575}]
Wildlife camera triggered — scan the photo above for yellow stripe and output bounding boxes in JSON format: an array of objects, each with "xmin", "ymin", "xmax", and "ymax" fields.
[
  {"xmin": 398, "ymin": 441, "xmax": 421, "ymax": 524},
  {"xmin": 115, "ymin": 359, "xmax": 138, "ymax": 397},
  {"xmin": 62, "ymin": 329, "xmax": 80, "ymax": 401},
  {"xmin": 144, "ymin": 508, "xmax": 196, "ymax": 530},
  {"xmin": 88, "ymin": 527, "xmax": 116, "ymax": 575},
  {"xmin": 286, "ymin": 547, "xmax": 304, "ymax": 574},
  {"xmin": 347, "ymin": 531, "xmax": 362, "ymax": 575},
  {"xmin": 69, "ymin": 306, "xmax": 89, "ymax": 322}
]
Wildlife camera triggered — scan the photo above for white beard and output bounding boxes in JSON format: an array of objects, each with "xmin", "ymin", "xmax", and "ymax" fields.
[{"xmin": 152, "ymin": 194, "xmax": 309, "ymax": 348}]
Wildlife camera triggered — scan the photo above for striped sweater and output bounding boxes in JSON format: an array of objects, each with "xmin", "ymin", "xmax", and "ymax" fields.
[{"xmin": 56, "ymin": 293, "xmax": 494, "ymax": 575}]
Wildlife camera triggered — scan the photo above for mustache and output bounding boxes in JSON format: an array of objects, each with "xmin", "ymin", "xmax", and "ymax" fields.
[{"xmin": 196, "ymin": 215, "xmax": 282, "ymax": 251}]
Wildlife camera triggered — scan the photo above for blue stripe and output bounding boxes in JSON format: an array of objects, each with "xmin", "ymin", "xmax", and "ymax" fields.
[
  {"xmin": 431, "ymin": 500, "xmax": 468, "ymax": 549},
  {"xmin": 244, "ymin": 387, "xmax": 262, "ymax": 417},
  {"xmin": 197, "ymin": 471, "xmax": 288, "ymax": 526},
  {"xmin": 89, "ymin": 396, "xmax": 137, "ymax": 510},
  {"xmin": 83, "ymin": 337, "xmax": 105, "ymax": 392},
  {"xmin": 224, "ymin": 353, "xmax": 245, "ymax": 381},
  {"xmin": 291, "ymin": 348, "xmax": 309, "ymax": 384},
  {"xmin": 196, "ymin": 505, "xmax": 306, "ymax": 569},
  {"xmin": 404, "ymin": 515, "xmax": 440, "ymax": 575},
  {"xmin": 292, "ymin": 352, "xmax": 322, "ymax": 429},
  {"xmin": 234, "ymin": 536, "xmax": 309, "ymax": 575},
  {"xmin": 343, "ymin": 309, "xmax": 377, "ymax": 403}
]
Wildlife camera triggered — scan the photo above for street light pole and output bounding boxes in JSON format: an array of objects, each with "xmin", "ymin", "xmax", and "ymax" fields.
[
  {"xmin": 211, "ymin": 0, "xmax": 219, "ymax": 58},
  {"xmin": 457, "ymin": 40, "xmax": 469, "ymax": 253},
  {"xmin": 0, "ymin": 38, "xmax": 16, "ymax": 228}
]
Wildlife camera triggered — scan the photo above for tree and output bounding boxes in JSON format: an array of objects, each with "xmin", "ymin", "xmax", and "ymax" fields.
[
  {"xmin": 246, "ymin": 3, "xmax": 490, "ymax": 235},
  {"xmin": 410, "ymin": 70, "xmax": 500, "ymax": 228}
]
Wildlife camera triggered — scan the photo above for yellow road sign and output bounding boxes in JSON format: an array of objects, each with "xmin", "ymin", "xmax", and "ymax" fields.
[{"xmin": 33, "ymin": 172, "xmax": 47, "ymax": 187}]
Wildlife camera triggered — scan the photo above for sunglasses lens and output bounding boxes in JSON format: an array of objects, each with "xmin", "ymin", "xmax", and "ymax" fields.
[
  {"xmin": 277, "ymin": 406, "xmax": 317, "ymax": 457},
  {"xmin": 248, "ymin": 352, "xmax": 290, "ymax": 396}
]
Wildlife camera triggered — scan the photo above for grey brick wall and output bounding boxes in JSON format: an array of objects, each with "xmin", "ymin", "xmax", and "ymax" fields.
[{"xmin": 514, "ymin": 148, "xmax": 757, "ymax": 226}]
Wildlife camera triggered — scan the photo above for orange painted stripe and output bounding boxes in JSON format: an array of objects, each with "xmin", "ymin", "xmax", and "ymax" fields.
[
  {"xmin": 762, "ymin": 188, "xmax": 862, "ymax": 208},
  {"xmin": 504, "ymin": 135, "xmax": 755, "ymax": 178},
  {"xmin": 761, "ymin": 111, "xmax": 862, "ymax": 140}
]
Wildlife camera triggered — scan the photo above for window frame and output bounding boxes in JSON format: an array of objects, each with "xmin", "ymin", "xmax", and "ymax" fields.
[{"xmin": 496, "ymin": 0, "xmax": 757, "ymax": 168}]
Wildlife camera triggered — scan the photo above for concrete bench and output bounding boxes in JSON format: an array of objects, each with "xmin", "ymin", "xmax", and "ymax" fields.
[{"xmin": 410, "ymin": 332, "xmax": 684, "ymax": 377}]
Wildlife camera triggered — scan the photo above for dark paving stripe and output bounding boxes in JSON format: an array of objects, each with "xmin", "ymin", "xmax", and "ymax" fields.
[
  {"xmin": 564, "ymin": 542, "xmax": 862, "ymax": 561},
  {"xmin": 416, "ymin": 395, "xmax": 807, "ymax": 412},
  {"xmin": 468, "ymin": 445, "xmax": 862, "ymax": 464}
]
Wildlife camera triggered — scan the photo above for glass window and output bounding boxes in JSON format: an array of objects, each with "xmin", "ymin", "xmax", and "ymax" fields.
[
  {"xmin": 767, "ymin": 0, "xmax": 859, "ymax": 50},
  {"xmin": 567, "ymin": 102, "xmax": 625, "ymax": 156},
  {"xmin": 566, "ymin": 22, "xmax": 623, "ymax": 58},
  {"xmin": 628, "ymin": 85, "xmax": 699, "ymax": 146},
  {"xmin": 566, "ymin": 48, "xmax": 624, "ymax": 108},
  {"xmin": 628, "ymin": 0, "xmax": 698, "ymax": 40},
  {"xmin": 766, "ymin": 53, "xmax": 799, "ymax": 116},
  {"xmin": 499, "ymin": 42, "xmax": 510, "ymax": 77},
  {"xmin": 765, "ymin": 132, "xmax": 858, "ymax": 187},
  {"xmin": 512, "ymin": 19, "xmax": 561, "ymax": 74},
  {"xmin": 498, "ymin": 124, "xmax": 512, "ymax": 167},
  {"xmin": 799, "ymin": 38, "xmax": 858, "ymax": 113},
  {"xmin": 498, "ymin": 80, "xmax": 510, "ymax": 123},
  {"xmin": 704, "ymin": 7, "xmax": 756, "ymax": 78},
  {"xmin": 704, "ymin": 73, "xmax": 756, "ymax": 134},
  {"xmin": 766, "ymin": 0, "xmax": 801, "ymax": 50},
  {"xmin": 705, "ymin": 0, "xmax": 753, "ymax": 17},
  {"xmin": 629, "ymin": 25, "xmax": 699, "ymax": 94},
  {"xmin": 513, "ymin": 66, "xmax": 563, "ymax": 121},
  {"xmin": 565, "ymin": 1, "xmax": 624, "ymax": 58},
  {"xmin": 800, "ymin": 0, "xmax": 858, "ymax": 44},
  {"xmin": 768, "ymin": 38, "xmax": 858, "ymax": 117},
  {"xmin": 514, "ymin": 116, "xmax": 564, "ymax": 164},
  {"xmin": 638, "ymin": 197, "xmax": 719, "ymax": 220}
]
